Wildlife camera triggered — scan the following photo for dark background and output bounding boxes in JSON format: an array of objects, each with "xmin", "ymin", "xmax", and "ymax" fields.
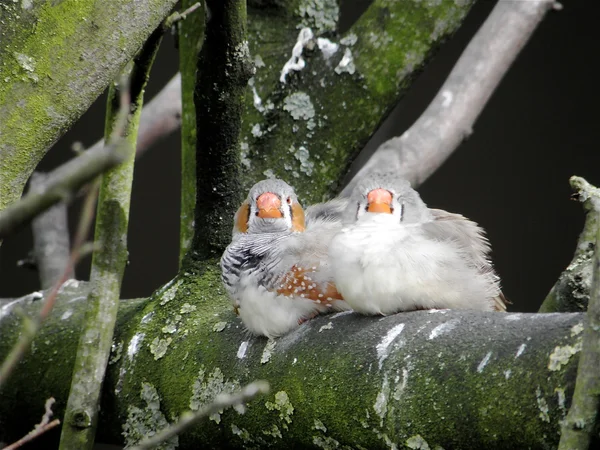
[{"xmin": 0, "ymin": 0, "xmax": 597, "ymax": 312}]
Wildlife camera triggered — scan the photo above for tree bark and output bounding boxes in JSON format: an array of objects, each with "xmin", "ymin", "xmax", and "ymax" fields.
[
  {"xmin": 0, "ymin": 280, "xmax": 596, "ymax": 449},
  {"xmin": 0, "ymin": 0, "xmax": 179, "ymax": 213}
]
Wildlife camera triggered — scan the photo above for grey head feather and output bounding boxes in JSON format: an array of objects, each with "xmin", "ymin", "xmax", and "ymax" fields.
[
  {"xmin": 345, "ymin": 171, "xmax": 432, "ymax": 224},
  {"xmin": 241, "ymin": 178, "xmax": 301, "ymax": 235}
]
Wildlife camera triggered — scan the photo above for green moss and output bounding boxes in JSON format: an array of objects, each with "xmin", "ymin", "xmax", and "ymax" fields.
[
  {"xmin": 239, "ymin": 0, "xmax": 474, "ymax": 206},
  {"xmin": 0, "ymin": 0, "xmax": 179, "ymax": 212}
]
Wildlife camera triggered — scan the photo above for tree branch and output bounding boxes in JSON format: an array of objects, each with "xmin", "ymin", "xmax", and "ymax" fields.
[
  {"xmin": 342, "ymin": 0, "xmax": 559, "ymax": 196},
  {"xmin": 28, "ymin": 172, "xmax": 73, "ymax": 289},
  {"xmin": 0, "ymin": 142, "xmax": 128, "ymax": 240},
  {"xmin": 179, "ymin": 1, "xmax": 205, "ymax": 264},
  {"xmin": 0, "ymin": 283, "xmax": 593, "ymax": 449},
  {"xmin": 540, "ymin": 177, "xmax": 600, "ymax": 313},
  {"xmin": 86, "ymin": 74, "xmax": 182, "ymax": 160},
  {"xmin": 4, "ymin": 398, "xmax": 60, "ymax": 450},
  {"xmin": 129, "ymin": 381, "xmax": 269, "ymax": 450},
  {"xmin": 189, "ymin": 0, "xmax": 253, "ymax": 260},
  {"xmin": 59, "ymin": 30, "xmax": 161, "ymax": 449},
  {"xmin": 0, "ymin": 180, "xmax": 99, "ymax": 389},
  {"xmin": 0, "ymin": 0, "xmax": 179, "ymax": 214},
  {"xmin": 558, "ymin": 177, "xmax": 600, "ymax": 449}
]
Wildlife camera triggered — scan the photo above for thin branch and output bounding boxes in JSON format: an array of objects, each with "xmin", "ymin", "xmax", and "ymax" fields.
[
  {"xmin": 0, "ymin": 140, "xmax": 127, "ymax": 240},
  {"xmin": 558, "ymin": 177, "xmax": 600, "ymax": 450},
  {"xmin": 164, "ymin": 2, "xmax": 202, "ymax": 29},
  {"xmin": 86, "ymin": 75, "xmax": 181, "ymax": 159},
  {"xmin": 342, "ymin": 0, "xmax": 558, "ymax": 196},
  {"xmin": 540, "ymin": 177, "xmax": 600, "ymax": 313},
  {"xmin": 5, "ymin": 398, "xmax": 60, "ymax": 450},
  {"xmin": 129, "ymin": 381, "xmax": 270, "ymax": 450},
  {"xmin": 0, "ymin": 179, "xmax": 99, "ymax": 389},
  {"xmin": 28, "ymin": 172, "xmax": 73, "ymax": 289},
  {"xmin": 59, "ymin": 30, "xmax": 161, "ymax": 450}
]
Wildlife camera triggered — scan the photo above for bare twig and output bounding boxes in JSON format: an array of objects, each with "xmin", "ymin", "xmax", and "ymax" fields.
[
  {"xmin": 28, "ymin": 172, "xmax": 73, "ymax": 289},
  {"xmin": 540, "ymin": 177, "xmax": 600, "ymax": 313},
  {"xmin": 59, "ymin": 30, "xmax": 161, "ymax": 450},
  {"xmin": 342, "ymin": 0, "xmax": 558, "ymax": 196},
  {"xmin": 4, "ymin": 398, "xmax": 60, "ymax": 450},
  {"xmin": 129, "ymin": 381, "xmax": 270, "ymax": 450},
  {"xmin": 0, "ymin": 141, "xmax": 127, "ymax": 240},
  {"xmin": 164, "ymin": 2, "xmax": 202, "ymax": 29},
  {"xmin": 0, "ymin": 179, "xmax": 99, "ymax": 389},
  {"xmin": 558, "ymin": 177, "xmax": 600, "ymax": 450},
  {"xmin": 86, "ymin": 74, "xmax": 182, "ymax": 160}
]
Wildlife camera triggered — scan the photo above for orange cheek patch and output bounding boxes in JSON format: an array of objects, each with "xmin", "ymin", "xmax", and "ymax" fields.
[
  {"xmin": 275, "ymin": 265, "xmax": 344, "ymax": 305},
  {"xmin": 291, "ymin": 203, "xmax": 305, "ymax": 232},
  {"xmin": 234, "ymin": 201, "xmax": 250, "ymax": 233}
]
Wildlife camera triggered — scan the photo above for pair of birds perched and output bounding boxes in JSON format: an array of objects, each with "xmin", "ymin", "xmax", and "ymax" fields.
[{"xmin": 221, "ymin": 172, "xmax": 506, "ymax": 338}]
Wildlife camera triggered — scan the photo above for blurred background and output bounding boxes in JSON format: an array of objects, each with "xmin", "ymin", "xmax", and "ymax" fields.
[{"xmin": 0, "ymin": 0, "xmax": 597, "ymax": 312}]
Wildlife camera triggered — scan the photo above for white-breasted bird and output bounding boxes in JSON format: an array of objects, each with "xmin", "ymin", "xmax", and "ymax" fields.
[
  {"xmin": 329, "ymin": 172, "xmax": 506, "ymax": 314},
  {"xmin": 220, "ymin": 179, "xmax": 350, "ymax": 338}
]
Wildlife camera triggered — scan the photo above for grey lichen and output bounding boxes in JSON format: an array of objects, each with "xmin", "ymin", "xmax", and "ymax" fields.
[
  {"xmin": 294, "ymin": 146, "xmax": 315, "ymax": 176},
  {"xmin": 265, "ymin": 391, "xmax": 294, "ymax": 430},
  {"xmin": 548, "ymin": 341, "xmax": 583, "ymax": 371},
  {"xmin": 261, "ymin": 339, "xmax": 277, "ymax": 364},
  {"xmin": 262, "ymin": 424, "xmax": 283, "ymax": 439},
  {"xmin": 190, "ymin": 366, "xmax": 241, "ymax": 423},
  {"xmin": 212, "ymin": 321, "xmax": 227, "ymax": 332},
  {"xmin": 406, "ymin": 434, "xmax": 431, "ymax": 450},
  {"xmin": 159, "ymin": 279, "xmax": 183, "ymax": 306},
  {"xmin": 150, "ymin": 337, "xmax": 173, "ymax": 360},
  {"xmin": 283, "ymin": 92, "xmax": 315, "ymax": 121},
  {"xmin": 297, "ymin": 0, "xmax": 339, "ymax": 34},
  {"xmin": 122, "ymin": 382, "xmax": 178, "ymax": 450}
]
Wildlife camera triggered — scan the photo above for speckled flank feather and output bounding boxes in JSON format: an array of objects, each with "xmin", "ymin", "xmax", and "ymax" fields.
[
  {"xmin": 330, "ymin": 172, "xmax": 505, "ymax": 314},
  {"xmin": 221, "ymin": 179, "xmax": 350, "ymax": 338}
]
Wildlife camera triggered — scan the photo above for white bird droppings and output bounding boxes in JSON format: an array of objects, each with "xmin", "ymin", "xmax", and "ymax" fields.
[
  {"xmin": 515, "ymin": 343, "xmax": 526, "ymax": 358},
  {"xmin": 316, "ymin": 37, "xmax": 339, "ymax": 59},
  {"xmin": 477, "ymin": 351, "xmax": 492, "ymax": 373},
  {"xmin": 237, "ymin": 341, "xmax": 249, "ymax": 359},
  {"xmin": 334, "ymin": 48, "xmax": 355, "ymax": 75},
  {"xmin": 61, "ymin": 310, "xmax": 73, "ymax": 320},
  {"xmin": 318, "ymin": 322, "xmax": 333, "ymax": 332},
  {"xmin": 441, "ymin": 89, "xmax": 453, "ymax": 107},
  {"xmin": 428, "ymin": 319, "xmax": 459, "ymax": 340},
  {"xmin": 280, "ymin": 28, "xmax": 314, "ymax": 83},
  {"xmin": 376, "ymin": 324, "xmax": 405, "ymax": 369},
  {"xmin": 127, "ymin": 333, "xmax": 145, "ymax": 361}
]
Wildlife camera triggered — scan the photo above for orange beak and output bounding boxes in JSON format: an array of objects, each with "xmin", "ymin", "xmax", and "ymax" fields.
[
  {"xmin": 367, "ymin": 188, "xmax": 393, "ymax": 214},
  {"xmin": 256, "ymin": 192, "xmax": 283, "ymax": 218}
]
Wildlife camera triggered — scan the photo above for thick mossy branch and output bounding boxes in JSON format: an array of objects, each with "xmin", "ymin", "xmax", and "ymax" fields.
[
  {"xmin": 59, "ymin": 36, "xmax": 161, "ymax": 449},
  {"xmin": 0, "ymin": 0, "xmax": 178, "ymax": 213},
  {"xmin": 558, "ymin": 178, "xmax": 600, "ymax": 450},
  {"xmin": 0, "ymin": 272, "xmax": 597, "ymax": 449},
  {"xmin": 239, "ymin": 0, "xmax": 474, "ymax": 206},
  {"xmin": 191, "ymin": 0, "xmax": 253, "ymax": 260},
  {"xmin": 540, "ymin": 177, "xmax": 600, "ymax": 313}
]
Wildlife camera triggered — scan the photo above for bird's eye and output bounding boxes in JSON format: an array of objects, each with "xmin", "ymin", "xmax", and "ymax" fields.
[{"xmin": 286, "ymin": 197, "xmax": 292, "ymax": 205}]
